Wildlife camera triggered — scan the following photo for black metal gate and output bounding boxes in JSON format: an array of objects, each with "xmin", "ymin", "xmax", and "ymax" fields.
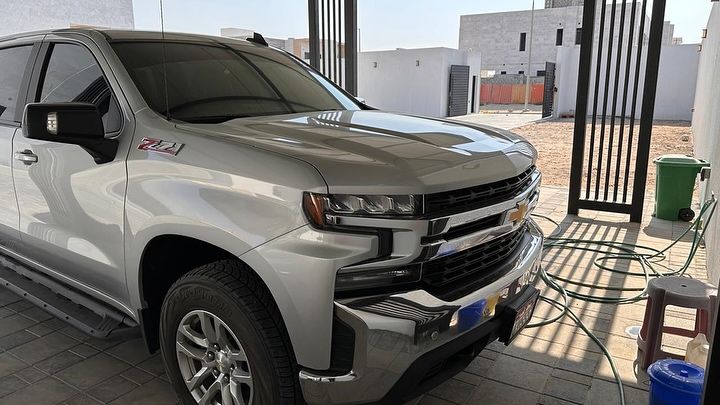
[
  {"xmin": 448, "ymin": 65, "xmax": 470, "ymax": 117},
  {"xmin": 542, "ymin": 62, "xmax": 556, "ymax": 118},
  {"xmin": 308, "ymin": 0, "xmax": 358, "ymax": 95},
  {"xmin": 568, "ymin": 0, "xmax": 667, "ymax": 222}
]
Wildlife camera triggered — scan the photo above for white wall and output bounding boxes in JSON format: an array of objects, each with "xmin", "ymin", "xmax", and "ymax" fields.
[
  {"xmin": 0, "ymin": 0, "xmax": 134, "ymax": 36},
  {"xmin": 358, "ymin": 48, "xmax": 481, "ymax": 118},
  {"xmin": 693, "ymin": 3, "xmax": 720, "ymax": 285},
  {"xmin": 554, "ymin": 44, "xmax": 699, "ymax": 121},
  {"xmin": 656, "ymin": 44, "xmax": 700, "ymax": 120}
]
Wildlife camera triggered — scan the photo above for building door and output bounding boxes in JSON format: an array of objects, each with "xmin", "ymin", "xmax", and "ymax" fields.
[
  {"xmin": 568, "ymin": 0, "xmax": 668, "ymax": 222},
  {"xmin": 448, "ymin": 65, "xmax": 470, "ymax": 117},
  {"xmin": 471, "ymin": 75, "xmax": 478, "ymax": 113},
  {"xmin": 542, "ymin": 62, "xmax": 556, "ymax": 118}
]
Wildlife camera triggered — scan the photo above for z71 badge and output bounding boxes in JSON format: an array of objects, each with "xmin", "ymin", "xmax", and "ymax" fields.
[{"xmin": 137, "ymin": 137, "xmax": 184, "ymax": 156}]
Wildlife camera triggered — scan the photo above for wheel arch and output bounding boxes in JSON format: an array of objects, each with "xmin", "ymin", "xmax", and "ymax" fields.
[
  {"xmin": 134, "ymin": 232, "xmax": 299, "ymax": 355},
  {"xmin": 137, "ymin": 234, "xmax": 238, "ymax": 352}
]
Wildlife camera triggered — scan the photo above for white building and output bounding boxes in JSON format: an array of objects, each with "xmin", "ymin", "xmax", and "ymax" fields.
[
  {"xmin": 459, "ymin": 2, "xmax": 678, "ymax": 76},
  {"xmin": 0, "ymin": 0, "xmax": 133, "ymax": 36},
  {"xmin": 358, "ymin": 47, "xmax": 481, "ymax": 118},
  {"xmin": 221, "ymin": 27, "xmax": 343, "ymax": 68}
]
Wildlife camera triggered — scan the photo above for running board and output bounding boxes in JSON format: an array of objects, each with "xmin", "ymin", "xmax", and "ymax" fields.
[{"xmin": 0, "ymin": 255, "xmax": 137, "ymax": 338}]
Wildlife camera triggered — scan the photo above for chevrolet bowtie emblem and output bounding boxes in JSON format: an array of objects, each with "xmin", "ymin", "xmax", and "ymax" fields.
[{"xmin": 508, "ymin": 201, "xmax": 529, "ymax": 225}]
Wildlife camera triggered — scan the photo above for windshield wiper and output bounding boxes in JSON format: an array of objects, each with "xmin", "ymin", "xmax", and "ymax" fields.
[{"xmin": 180, "ymin": 114, "xmax": 253, "ymax": 124}]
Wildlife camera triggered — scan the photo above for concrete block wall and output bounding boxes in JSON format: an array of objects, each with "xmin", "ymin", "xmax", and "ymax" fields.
[
  {"xmin": 459, "ymin": 4, "xmax": 649, "ymax": 76},
  {"xmin": 460, "ymin": 7, "xmax": 584, "ymax": 76},
  {"xmin": 693, "ymin": 3, "xmax": 720, "ymax": 285}
]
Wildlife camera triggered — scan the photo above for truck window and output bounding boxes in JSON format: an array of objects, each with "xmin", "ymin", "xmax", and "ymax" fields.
[
  {"xmin": 110, "ymin": 41, "xmax": 360, "ymax": 123},
  {"xmin": 0, "ymin": 46, "xmax": 33, "ymax": 122},
  {"xmin": 38, "ymin": 43, "xmax": 122, "ymax": 133}
]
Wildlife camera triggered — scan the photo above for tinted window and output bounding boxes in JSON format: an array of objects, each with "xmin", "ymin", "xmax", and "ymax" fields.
[
  {"xmin": 39, "ymin": 43, "xmax": 121, "ymax": 133},
  {"xmin": 111, "ymin": 41, "xmax": 360, "ymax": 123},
  {"xmin": 0, "ymin": 46, "xmax": 32, "ymax": 122}
]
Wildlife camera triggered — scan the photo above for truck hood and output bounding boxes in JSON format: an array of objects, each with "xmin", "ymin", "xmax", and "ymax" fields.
[{"xmin": 178, "ymin": 110, "xmax": 536, "ymax": 194}]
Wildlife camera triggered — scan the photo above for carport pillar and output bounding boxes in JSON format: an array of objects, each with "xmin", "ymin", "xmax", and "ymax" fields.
[
  {"xmin": 703, "ymin": 288, "xmax": 720, "ymax": 404},
  {"xmin": 308, "ymin": 0, "xmax": 358, "ymax": 96}
]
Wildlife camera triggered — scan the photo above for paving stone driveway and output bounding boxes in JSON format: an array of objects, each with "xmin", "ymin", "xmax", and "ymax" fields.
[
  {"xmin": 0, "ymin": 186, "xmax": 709, "ymax": 404},
  {"xmin": 0, "ymin": 295, "xmax": 178, "ymax": 404}
]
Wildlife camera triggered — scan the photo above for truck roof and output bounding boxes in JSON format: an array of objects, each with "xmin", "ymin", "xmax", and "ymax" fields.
[{"xmin": 0, "ymin": 28, "xmax": 256, "ymax": 47}]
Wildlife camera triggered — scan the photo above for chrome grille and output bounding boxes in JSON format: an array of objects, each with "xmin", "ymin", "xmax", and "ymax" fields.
[
  {"xmin": 424, "ymin": 166, "xmax": 536, "ymax": 216},
  {"xmin": 421, "ymin": 223, "xmax": 528, "ymax": 291}
]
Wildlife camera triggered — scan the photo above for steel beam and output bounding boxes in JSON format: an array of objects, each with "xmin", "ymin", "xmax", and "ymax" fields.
[{"xmin": 308, "ymin": 0, "xmax": 321, "ymax": 69}]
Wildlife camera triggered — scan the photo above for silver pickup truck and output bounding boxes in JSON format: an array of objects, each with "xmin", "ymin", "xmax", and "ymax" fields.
[{"xmin": 0, "ymin": 28, "xmax": 543, "ymax": 404}]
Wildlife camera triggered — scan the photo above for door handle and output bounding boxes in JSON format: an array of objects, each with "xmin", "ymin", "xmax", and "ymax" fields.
[{"xmin": 14, "ymin": 150, "xmax": 38, "ymax": 165}]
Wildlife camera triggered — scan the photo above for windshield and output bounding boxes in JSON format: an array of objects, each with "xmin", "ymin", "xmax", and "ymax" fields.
[{"xmin": 110, "ymin": 40, "xmax": 360, "ymax": 123}]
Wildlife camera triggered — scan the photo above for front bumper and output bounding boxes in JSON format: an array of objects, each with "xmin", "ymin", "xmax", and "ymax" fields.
[{"xmin": 299, "ymin": 219, "xmax": 544, "ymax": 404}]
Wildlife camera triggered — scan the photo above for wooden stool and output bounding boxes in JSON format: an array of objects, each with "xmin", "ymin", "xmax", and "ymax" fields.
[{"xmin": 637, "ymin": 276, "xmax": 717, "ymax": 370}]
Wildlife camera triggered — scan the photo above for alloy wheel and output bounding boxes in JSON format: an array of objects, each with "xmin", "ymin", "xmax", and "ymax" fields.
[{"xmin": 176, "ymin": 310, "xmax": 253, "ymax": 405}]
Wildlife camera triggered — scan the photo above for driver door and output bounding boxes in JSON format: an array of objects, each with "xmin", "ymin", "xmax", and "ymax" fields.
[{"xmin": 12, "ymin": 37, "xmax": 132, "ymax": 307}]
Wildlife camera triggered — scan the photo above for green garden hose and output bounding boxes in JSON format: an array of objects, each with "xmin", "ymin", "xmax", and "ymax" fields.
[{"xmin": 526, "ymin": 196, "xmax": 718, "ymax": 405}]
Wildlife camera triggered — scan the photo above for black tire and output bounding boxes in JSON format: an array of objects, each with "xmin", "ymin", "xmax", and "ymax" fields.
[
  {"xmin": 160, "ymin": 259, "xmax": 302, "ymax": 404},
  {"xmin": 679, "ymin": 207, "xmax": 695, "ymax": 222}
]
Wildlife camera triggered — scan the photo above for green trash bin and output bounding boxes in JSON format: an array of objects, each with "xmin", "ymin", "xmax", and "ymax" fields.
[{"xmin": 653, "ymin": 155, "xmax": 710, "ymax": 221}]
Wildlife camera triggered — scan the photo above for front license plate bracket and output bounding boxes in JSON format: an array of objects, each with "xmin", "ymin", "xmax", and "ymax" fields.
[{"xmin": 496, "ymin": 286, "xmax": 540, "ymax": 345}]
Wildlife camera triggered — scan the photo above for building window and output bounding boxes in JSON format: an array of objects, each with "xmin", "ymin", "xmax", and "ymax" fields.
[
  {"xmin": 556, "ymin": 28, "xmax": 564, "ymax": 46},
  {"xmin": 519, "ymin": 32, "xmax": 527, "ymax": 51},
  {"xmin": 537, "ymin": 70, "xmax": 546, "ymax": 77},
  {"xmin": 576, "ymin": 28, "xmax": 583, "ymax": 45},
  {"xmin": 518, "ymin": 70, "xmax": 525, "ymax": 75},
  {"xmin": 500, "ymin": 71, "xmax": 507, "ymax": 75},
  {"xmin": 304, "ymin": 51, "xmax": 311, "ymax": 59}
]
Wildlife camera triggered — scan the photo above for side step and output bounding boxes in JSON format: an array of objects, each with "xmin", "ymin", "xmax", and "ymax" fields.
[{"xmin": 0, "ymin": 255, "xmax": 137, "ymax": 339}]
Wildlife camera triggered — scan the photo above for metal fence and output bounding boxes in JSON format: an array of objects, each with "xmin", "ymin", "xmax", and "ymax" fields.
[
  {"xmin": 308, "ymin": 0, "xmax": 358, "ymax": 95},
  {"xmin": 567, "ymin": 0, "xmax": 667, "ymax": 222}
]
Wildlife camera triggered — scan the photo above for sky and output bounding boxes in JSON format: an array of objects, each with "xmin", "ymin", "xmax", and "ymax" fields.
[{"xmin": 133, "ymin": 0, "xmax": 713, "ymax": 50}]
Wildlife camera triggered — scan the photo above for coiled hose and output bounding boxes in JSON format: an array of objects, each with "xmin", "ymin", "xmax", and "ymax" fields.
[{"xmin": 526, "ymin": 196, "xmax": 718, "ymax": 405}]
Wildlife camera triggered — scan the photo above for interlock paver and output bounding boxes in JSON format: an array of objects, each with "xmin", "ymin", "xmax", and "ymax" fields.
[{"xmin": 0, "ymin": 185, "xmax": 710, "ymax": 404}]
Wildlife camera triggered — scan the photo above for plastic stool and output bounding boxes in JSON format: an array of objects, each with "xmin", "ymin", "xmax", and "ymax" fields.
[{"xmin": 638, "ymin": 277, "xmax": 717, "ymax": 370}]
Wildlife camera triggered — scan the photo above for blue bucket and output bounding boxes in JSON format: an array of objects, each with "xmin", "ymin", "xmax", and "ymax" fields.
[{"xmin": 648, "ymin": 359, "xmax": 704, "ymax": 405}]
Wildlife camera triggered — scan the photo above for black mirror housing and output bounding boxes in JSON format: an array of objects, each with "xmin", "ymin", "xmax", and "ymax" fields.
[{"xmin": 23, "ymin": 103, "xmax": 118, "ymax": 164}]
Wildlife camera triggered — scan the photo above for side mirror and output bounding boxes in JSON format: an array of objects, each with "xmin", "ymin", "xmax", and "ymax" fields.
[
  {"xmin": 23, "ymin": 103, "xmax": 118, "ymax": 164},
  {"xmin": 355, "ymin": 96, "xmax": 367, "ymax": 104}
]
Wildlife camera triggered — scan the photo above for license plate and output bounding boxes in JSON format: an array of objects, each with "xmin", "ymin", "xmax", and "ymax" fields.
[{"xmin": 498, "ymin": 286, "xmax": 540, "ymax": 344}]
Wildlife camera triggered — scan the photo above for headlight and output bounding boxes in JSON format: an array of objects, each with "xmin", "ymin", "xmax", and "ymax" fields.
[{"xmin": 303, "ymin": 192, "xmax": 422, "ymax": 226}]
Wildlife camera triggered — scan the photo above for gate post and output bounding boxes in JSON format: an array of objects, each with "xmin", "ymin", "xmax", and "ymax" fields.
[
  {"xmin": 308, "ymin": 0, "xmax": 321, "ymax": 69},
  {"xmin": 567, "ymin": 0, "xmax": 596, "ymax": 215},
  {"xmin": 343, "ymin": 0, "xmax": 358, "ymax": 96},
  {"xmin": 629, "ymin": 0, "xmax": 667, "ymax": 223}
]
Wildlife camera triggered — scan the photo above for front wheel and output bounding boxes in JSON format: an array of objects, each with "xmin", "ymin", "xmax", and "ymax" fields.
[{"xmin": 159, "ymin": 260, "xmax": 302, "ymax": 405}]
